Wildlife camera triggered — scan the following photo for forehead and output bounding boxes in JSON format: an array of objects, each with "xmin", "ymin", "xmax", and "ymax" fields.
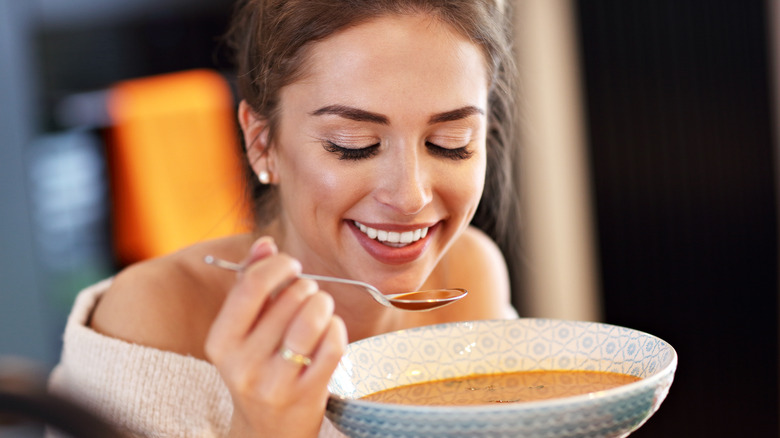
[{"xmin": 283, "ymin": 13, "xmax": 490, "ymax": 117}]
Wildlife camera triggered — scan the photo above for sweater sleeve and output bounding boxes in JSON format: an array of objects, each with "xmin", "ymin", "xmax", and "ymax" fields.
[
  {"xmin": 48, "ymin": 279, "xmax": 232, "ymax": 437},
  {"xmin": 48, "ymin": 279, "xmax": 347, "ymax": 438}
]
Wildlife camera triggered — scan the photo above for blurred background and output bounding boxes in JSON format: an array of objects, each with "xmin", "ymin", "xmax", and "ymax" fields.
[{"xmin": 0, "ymin": 0, "xmax": 778, "ymax": 436}]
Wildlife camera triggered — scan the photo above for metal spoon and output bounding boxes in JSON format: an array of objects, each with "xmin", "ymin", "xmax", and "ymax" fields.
[{"xmin": 204, "ymin": 255, "xmax": 467, "ymax": 311}]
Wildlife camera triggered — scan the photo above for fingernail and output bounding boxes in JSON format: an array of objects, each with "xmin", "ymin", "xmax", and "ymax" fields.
[{"xmin": 250, "ymin": 236, "xmax": 277, "ymax": 258}]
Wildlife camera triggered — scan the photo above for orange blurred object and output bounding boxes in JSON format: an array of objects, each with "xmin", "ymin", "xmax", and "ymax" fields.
[{"xmin": 107, "ymin": 69, "xmax": 251, "ymax": 265}]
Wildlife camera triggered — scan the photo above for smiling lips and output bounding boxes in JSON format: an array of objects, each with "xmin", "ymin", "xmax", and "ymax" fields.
[{"xmin": 353, "ymin": 220, "xmax": 430, "ymax": 247}]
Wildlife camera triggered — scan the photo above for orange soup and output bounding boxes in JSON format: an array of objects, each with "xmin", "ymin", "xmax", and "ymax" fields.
[{"xmin": 360, "ymin": 370, "xmax": 640, "ymax": 406}]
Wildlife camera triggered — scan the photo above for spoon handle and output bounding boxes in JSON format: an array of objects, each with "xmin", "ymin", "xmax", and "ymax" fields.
[
  {"xmin": 298, "ymin": 273, "xmax": 378, "ymax": 292},
  {"xmin": 204, "ymin": 255, "xmax": 391, "ymax": 306},
  {"xmin": 204, "ymin": 256, "xmax": 376, "ymax": 289},
  {"xmin": 204, "ymin": 255, "xmax": 243, "ymax": 271}
]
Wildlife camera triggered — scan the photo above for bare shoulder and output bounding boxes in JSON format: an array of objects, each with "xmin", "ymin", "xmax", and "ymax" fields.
[
  {"xmin": 451, "ymin": 226, "xmax": 507, "ymax": 269},
  {"xmin": 90, "ymin": 235, "xmax": 251, "ymax": 360},
  {"xmin": 435, "ymin": 226, "xmax": 518, "ymax": 320}
]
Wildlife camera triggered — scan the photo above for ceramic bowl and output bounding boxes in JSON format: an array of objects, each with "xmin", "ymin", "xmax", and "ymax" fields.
[{"xmin": 326, "ymin": 318, "xmax": 677, "ymax": 438}]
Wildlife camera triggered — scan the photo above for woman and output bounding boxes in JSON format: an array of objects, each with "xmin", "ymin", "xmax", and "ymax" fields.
[{"xmin": 49, "ymin": 0, "xmax": 520, "ymax": 436}]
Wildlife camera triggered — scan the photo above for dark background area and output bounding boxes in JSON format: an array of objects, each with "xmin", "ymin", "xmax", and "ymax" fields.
[
  {"xmin": 0, "ymin": 0, "xmax": 778, "ymax": 436},
  {"xmin": 36, "ymin": 6, "xmax": 235, "ymax": 131},
  {"xmin": 0, "ymin": 0, "xmax": 238, "ymax": 368},
  {"xmin": 577, "ymin": 1, "xmax": 778, "ymax": 436}
]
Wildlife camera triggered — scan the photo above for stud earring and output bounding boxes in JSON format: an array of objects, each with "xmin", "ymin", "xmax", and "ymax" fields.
[{"xmin": 258, "ymin": 170, "xmax": 271, "ymax": 184}]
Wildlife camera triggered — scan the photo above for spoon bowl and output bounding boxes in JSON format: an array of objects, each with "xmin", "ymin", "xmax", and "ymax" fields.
[{"xmin": 203, "ymin": 255, "xmax": 467, "ymax": 311}]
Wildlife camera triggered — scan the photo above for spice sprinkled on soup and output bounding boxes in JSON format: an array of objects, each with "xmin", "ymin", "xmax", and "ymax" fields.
[{"xmin": 360, "ymin": 370, "xmax": 640, "ymax": 406}]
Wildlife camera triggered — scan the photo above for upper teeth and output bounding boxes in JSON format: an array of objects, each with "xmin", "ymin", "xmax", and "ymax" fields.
[{"xmin": 354, "ymin": 221, "xmax": 429, "ymax": 244}]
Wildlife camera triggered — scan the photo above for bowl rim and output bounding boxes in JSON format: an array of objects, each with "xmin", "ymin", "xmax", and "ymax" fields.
[{"xmin": 327, "ymin": 318, "xmax": 678, "ymax": 412}]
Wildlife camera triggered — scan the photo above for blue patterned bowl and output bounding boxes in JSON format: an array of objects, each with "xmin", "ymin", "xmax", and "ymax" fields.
[{"xmin": 326, "ymin": 319, "xmax": 676, "ymax": 438}]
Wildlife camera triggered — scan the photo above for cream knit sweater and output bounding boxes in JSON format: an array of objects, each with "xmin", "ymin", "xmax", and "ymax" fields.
[{"xmin": 49, "ymin": 279, "xmax": 345, "ymax": 438}]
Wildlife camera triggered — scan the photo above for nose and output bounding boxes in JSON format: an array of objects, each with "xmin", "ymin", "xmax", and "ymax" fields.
[{"xmin": 374, "ymin": 147, "xmax": 432, "ymax": 215}]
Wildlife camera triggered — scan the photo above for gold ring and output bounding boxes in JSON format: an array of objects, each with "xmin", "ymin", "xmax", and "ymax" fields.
[{"xmin": 279, "ymin": 346, "xmax": 312, "ymax": 366}]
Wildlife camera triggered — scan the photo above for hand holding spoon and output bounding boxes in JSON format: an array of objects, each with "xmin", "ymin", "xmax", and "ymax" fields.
[{"xmin": 204, "ymin": 255, "xmax": 467, "ymax": 311}]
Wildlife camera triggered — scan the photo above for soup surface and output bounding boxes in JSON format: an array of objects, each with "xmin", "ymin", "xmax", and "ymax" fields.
[{"xmin": 360, "ymin": 370, "xmax": 640, "ymax": 405}]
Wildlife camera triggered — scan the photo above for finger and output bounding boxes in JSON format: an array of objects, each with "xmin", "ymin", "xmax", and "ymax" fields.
[
  {"xmin": 237, "ymin": 290, "xmax": 335, "ymax": 399},
  {"xmin": 206, "ymin": 253, "xmax": 300, "ymax": 359},
  {"xmin": 285, "ymin": 291, "xmax": 335, "ymax": 354},
  {"xmin": 244, "ymin": 236, "xmax": 277, "ymax": 265},
  {"xmin": 240, "ymin": 276, "xmax": 320, "ymax": 362},
  {"xmin": 299, "ymin": 315, "xmax": 348, "ymax": 391},
  {"xmin": 273, "ymin": 292, "xmax": 336, "ymax": 378}
]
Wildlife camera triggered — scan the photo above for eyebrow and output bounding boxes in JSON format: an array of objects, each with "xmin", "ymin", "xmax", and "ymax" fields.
[
  {"xmin": 310, "ymin": 105, "xmax": 389, "ymax": 125},
  {"xmin": 428, "ymin": 106, "xmax": 485, "ymax": 124},
  {"xmin": 310, "ymin": 104, "xmax": 485, "ymax": 125}
]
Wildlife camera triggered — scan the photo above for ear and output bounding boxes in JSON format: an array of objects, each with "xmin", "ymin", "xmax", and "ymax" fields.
[{"xmin": 238, "ymin": 100, "xmax": 275, "ymax": 181}]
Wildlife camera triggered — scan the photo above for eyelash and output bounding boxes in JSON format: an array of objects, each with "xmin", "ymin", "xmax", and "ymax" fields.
[
  {"xmin": 323, "ymin": 141, "xmax": 380, "ymax": 160},
  {"xmin": 426, "ymin": 142, "xmax": 474, "ymax": 160},
  {"xmin": 322, "ymin": 141, "xmax": 473, "ymax": 161}
]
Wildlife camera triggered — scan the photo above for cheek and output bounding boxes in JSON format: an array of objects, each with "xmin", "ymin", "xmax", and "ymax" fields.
[
  {"xmin": 278, "ymin": 151, "xmax": 368, "ymax": 212},
  {"xmin": 444, "ymin": 157, "xmax": 487, "ymax": 212}
]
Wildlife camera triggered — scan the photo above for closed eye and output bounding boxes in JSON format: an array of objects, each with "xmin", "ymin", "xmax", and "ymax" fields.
[
  {"xmin": 322, "ymin": 141, "xmax": 380, "ymax": 161},
  {"xmin": 425, "ymin": 142, "xmax": 473, "ymax": 160}
]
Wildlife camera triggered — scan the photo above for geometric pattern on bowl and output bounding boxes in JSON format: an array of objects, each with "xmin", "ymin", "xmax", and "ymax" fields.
[{"xmin": 327, "ymin": 319, "xmax": 677, "ymax": 438}]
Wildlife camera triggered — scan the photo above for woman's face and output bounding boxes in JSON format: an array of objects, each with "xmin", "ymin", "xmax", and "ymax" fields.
[{"xmin": 260, "ymin": 13, "xmax": 489, "ymax": 294}]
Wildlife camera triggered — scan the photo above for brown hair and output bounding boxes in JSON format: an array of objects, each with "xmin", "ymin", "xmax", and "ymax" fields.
[{"xmin": 226, "ymin": 0, "xmax": 520, "ymax": 267}]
